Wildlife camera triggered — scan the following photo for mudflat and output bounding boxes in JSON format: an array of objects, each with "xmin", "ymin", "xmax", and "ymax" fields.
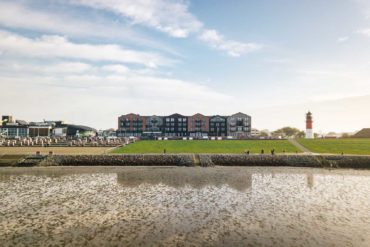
[{"xmin": 1, "ymin": 166, "xmax": 370, "ymax": 246}]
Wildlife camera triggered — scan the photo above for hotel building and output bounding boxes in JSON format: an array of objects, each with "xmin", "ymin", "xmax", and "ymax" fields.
[{"xmin": 117, "ymin": 112, "xmax": 252, "ymax": 138}]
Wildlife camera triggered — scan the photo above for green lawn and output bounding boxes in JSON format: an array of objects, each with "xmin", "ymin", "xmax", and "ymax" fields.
[
  {"xmin": 297, "ymin": 138, "xmax": 370, "ymax": 155},
  {"xmin": 112, "ymin": 140, "xmax": 300, "ymax": 154}
]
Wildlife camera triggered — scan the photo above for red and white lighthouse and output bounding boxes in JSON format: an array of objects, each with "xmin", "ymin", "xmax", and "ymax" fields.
[{"xmin": 305, "ymin": 111, "xmax": 314, "ymax": 139}]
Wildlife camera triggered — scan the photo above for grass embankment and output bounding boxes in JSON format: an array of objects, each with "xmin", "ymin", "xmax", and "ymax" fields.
[
  {"xmin": 113, "ymin": 140, "xmax": 300, "ymax": 154},
  {"xmin": 297, "ymin": 138, "xmax": 370, "ymax": 155}
]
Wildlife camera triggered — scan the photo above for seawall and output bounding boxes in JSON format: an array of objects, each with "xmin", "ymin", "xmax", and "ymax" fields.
[{"xmin": 6, "ymin": 154, "xmax": 370, "ymax": 169}]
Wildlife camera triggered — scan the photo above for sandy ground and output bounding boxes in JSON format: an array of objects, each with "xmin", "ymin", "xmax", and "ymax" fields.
[
  {"xmin": 0, "ymin": 146, "xmax": 115, "ymax": 155},
  {"xmin": 0, "ymin": 167, "xmax": 370, "ymax": 247}
]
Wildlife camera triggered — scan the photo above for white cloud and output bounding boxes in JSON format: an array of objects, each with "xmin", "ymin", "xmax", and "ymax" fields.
[
  {"xmin": 0, "ymin": 30, "xmax": 172, "ymax": 67},
  {"xmin": 0, "ymin": 60, "xmax": 232, "ymax": 128},
  {"xmin": 353, "ymin": 0, "xmax": 370, "ymax": 19},
  {"xmin": 70, "ymin": 0, "xmax": 261, "ymax": 56},
  {"xmin": 337, "ymin": 36, "xmax": 349, "ymax": 42},
  {"xmin": 0, "ymin": 61, "xmax": 93, "ymax": 75},
  {"xmin": 102, "ymin": 64, "xmax": 130, "ymax": 74},
  {"xmin": 264, "ymin": 58, "xmax": 292, "ymax": 64},
  {"xmin": 0, "ymin": 2, "xmax": 134, "ymax": 41},
  {"xmin": 357, "ymin": 28, "xmax": 370, "ymax": 37},
  {"xmin": 70, "ymin": 0, "xmax": 203, "ymax": 38},
  {"xmin": 199, "ymin": 29, "xmax": 262, "ymax": 57},
  {"xmin": 0, "ymin": 1, "xmax": 182, "ymax": 55}
]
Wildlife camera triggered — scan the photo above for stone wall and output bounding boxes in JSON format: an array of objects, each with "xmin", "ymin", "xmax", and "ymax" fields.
[
  {"xmin": 208, "ymin": 154, "xmax": 322, "ymax": 167},
  {"xmin": 42, "ymin": 154, "xmax": 194, "ymax": 167},
  {"xmin": 8, "ymin": 154, "xmax": 370, "ymax": 169}
]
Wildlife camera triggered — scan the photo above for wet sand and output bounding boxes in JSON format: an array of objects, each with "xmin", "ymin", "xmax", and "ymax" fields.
[{"xmin": 1, "ymin": 166, "xmax": 370, "ymax": 246}]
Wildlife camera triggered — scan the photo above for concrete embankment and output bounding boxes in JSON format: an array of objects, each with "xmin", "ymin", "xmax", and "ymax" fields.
[{"xmin": 3, "ymin": 154, "xmax": 370, "ymax": 169}]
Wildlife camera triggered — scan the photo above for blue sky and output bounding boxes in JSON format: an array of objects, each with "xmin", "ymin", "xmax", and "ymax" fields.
[{"xmin": 0, "ymin": 0, "xmax": 370, "ymax": 132}]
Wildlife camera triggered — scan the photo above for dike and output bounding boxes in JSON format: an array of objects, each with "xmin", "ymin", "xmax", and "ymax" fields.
[{"xmin": 4, "ymin": 154, "xmax": 370, "ymax": 169}]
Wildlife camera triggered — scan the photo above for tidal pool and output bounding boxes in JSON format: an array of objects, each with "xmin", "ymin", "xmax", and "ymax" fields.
[{"xmin": 0, "ymin": 166, "xmax": 370, "ymax": 247}]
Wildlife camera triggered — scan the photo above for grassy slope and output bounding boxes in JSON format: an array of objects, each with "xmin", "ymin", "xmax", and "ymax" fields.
[
  {"xmin": 113, "ymin": 140, "xmax": 300, "ymax": 154},
  {"xmin": 297, "ymin": 138, "xmax": 370, "ymax": 155}
]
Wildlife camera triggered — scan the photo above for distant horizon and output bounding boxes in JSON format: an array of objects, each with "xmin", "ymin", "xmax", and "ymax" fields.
[{"xmin": 1, "ymin": 0, "xmax": 369, "ymax": 132}]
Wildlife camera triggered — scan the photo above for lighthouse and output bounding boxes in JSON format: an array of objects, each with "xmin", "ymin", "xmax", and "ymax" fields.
[{"xmin": 305, "ymin": 111, "xmax": 314, "ymax": 139}]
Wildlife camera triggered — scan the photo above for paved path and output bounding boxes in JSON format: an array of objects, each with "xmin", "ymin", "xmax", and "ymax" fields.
[{"xmin": 288, "ymin": 138, "xmax": 313, "ymax": 154}]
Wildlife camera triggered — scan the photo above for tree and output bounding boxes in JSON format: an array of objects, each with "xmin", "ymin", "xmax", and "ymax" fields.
[
  {"xmin": 259, "ymin": 131, "xmax": 269, "ymax": 138},
  {"xmin": 272, "ymin": 127, "xmax": 302, "ymax": 138},
  {"xmin": 341, "ymin": 133, "xmax": 350, "ymax": 138},
  {"xmin": 297, "ymin": 131, "xmax": 305, "ymax": 138}
]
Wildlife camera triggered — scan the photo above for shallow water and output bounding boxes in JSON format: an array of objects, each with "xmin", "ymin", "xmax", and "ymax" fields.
[{"xmin": 0, "ymin": 167, "xmax": 370, "ymax": 247}]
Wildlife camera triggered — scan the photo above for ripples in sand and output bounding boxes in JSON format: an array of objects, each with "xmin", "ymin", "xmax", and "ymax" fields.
[{"xmin": 0, "ymin": 166, "xmax": 370, "ymax": 246}]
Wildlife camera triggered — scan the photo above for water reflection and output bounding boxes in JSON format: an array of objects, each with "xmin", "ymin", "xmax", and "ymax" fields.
[
  {"xmin": 117, "ymin": 168, "xmax": 253, "ymax": 191},
  {"xmin": 307, "ymin": 173, "xmax": 314, "ymax": 189},
  {"xmin": 0, "ymin": 167, "xmax": 370, "ymax": 247}
]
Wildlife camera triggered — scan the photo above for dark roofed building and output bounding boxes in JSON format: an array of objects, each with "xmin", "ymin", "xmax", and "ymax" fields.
[
  {"xmin": 352, "ymin": 128, "xmax": 370, "ymax": 138},
  {"xmin": 163, "ymin": 113, "xmax": 188, "ymax": 137},
  {"xmin": 66, "ymin": 125, "xmax": 97, "ymax": 137}
]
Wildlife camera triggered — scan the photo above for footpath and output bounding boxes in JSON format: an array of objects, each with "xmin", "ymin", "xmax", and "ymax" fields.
[{"xmin": 288, "ymin": 138, "xmax": 313, "ymax": 154}]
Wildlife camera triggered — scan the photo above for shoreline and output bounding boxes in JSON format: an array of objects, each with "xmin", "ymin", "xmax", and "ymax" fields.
[{"xmin": 1, "ymin": 154, "xmax": 370, "ymax": 169}]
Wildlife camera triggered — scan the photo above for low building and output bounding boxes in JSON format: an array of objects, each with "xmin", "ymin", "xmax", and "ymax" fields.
[
  {"xmin": 163, "ymin": 113, "xmax": 188, "ymax": 137},
  {"xmin": 117, "ymin": 113, "xmax": 146, "ymax": 137},
  {"xmin": 0, "ymin": 124, "xmax": 28, "ymax": 138},
  {"xmin": 28, "ymin": 122, "xmax": 53, "ymax": 137},
  {"xmin": 117, "ymin": 112, "xmax": 252, "ymax": 138},
  {"xmin": 227, "ymin": 112, "xmax": 252, "ymax": 138},
  {"xmin": 250, "ymin": 128, "xmax": 261, "ymax": 137},
  {"xmin": 66, "ymin": 125, "xmax": 97, "ymax": 137},
  {"xmin": 209, "ymin": 115, "xmax": 227, "ymax": 137},
  {"xmin": 143, "ymin": 115, "xmax": 163, "ymax": 138},
  {"xmin": 1, "ymin": 116, "xmax": 28, "ymax": 138},
  {"xmin": 188, "ymin": 113, "xmax": 209, "ymax": 137},
  {"xmin": 52, "ymin": 127, "xmax": 68, "ymax": 137}
]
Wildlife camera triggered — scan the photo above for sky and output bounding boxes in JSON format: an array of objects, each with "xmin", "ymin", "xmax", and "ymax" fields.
[{"xmin": 0, "ymin": 0, "xmax": 370, "ymax": 133}]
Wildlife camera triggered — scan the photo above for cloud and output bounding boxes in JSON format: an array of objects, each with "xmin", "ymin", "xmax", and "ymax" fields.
[
  {"xmin": 0, "ymin": 1, "xmax": 181, "ymax": 55},
  {"xmin": 0, "ymin": 61, "xmax": 93, "ymax": 75},
  {"xmin": 0, "ymin": 29, "xmax": 172, "ymax": 67},
  {"xmin": 199, "ymin": 29, "xmax": 262, "ymax": 57},
  {"xmin": 102, "ymin": 64, "xmax": 130, "ymax": 74},
  {"xmin": 357, "ymin": 28, "xmax": 370, "ymax": 37},
  {"xmin": 337, "ymin": 36, "xmax": 349, "ymax": 42},
  {"xmin": 264, "ymin": 58, "xmax": 293, "ymax": 64},
  {"xmin": 353, "ymin": 0, "xmax": 370, "ymax": 19},
  {"xmin": 0, "ymin": 60, "xmax": 232, "ymax": 128},
  {"xmin": 70, "ymin": 0, "xmax": 203, "ymax": 38},
  {"xmin": 70, "ymin": 0, "xmax": 261, "ymax": 56}
]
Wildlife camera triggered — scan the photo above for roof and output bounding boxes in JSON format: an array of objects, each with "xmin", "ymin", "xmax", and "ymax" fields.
[
  {"xmin": 67, "ymin": 124, "xmax": 97, "ymax": 132},
  {"xmin": 352, "ymin": 128, "xmax": 370, "ymax": 138},
  {"xmin": 167, "ymin": 113, "xmax": 186, "ymax": 118},
  {"xmin": 16, "ymin": 120, "xmax": 29, "ymax": 126},
  {"xmin": 229, "ymin": 112, "xmax": 251, "ymax": 118}
]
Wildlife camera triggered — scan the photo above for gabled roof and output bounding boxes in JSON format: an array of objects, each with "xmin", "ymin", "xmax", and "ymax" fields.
[
  {"xmin": 166, "ymin": 113, "xmax": 186, "ymax": 118},
  {"xmin": 229, "ymin": 112, "xmax": 251, "ymax": 118}
]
